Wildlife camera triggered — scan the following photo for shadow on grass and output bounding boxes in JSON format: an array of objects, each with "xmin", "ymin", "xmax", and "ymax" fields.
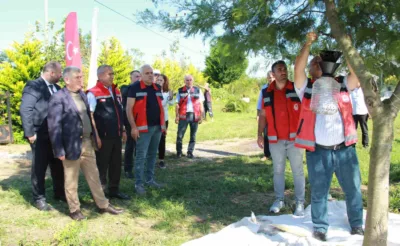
[{"xmin": 195, "ymin": 148, "xmax": 243, "ymax": 157}]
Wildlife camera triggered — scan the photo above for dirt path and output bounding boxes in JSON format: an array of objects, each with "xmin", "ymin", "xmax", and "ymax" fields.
[{"xmin": 0, "ymin": 139, "xmax": 262, "ymax": 180}]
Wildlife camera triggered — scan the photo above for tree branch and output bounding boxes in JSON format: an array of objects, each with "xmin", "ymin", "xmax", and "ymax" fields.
[
  {"xmin": 323, "ymin": 0, "xmax": 382, "ymax": 115},
  {"xmin": 273, "ymin": 0, "xmax": 309, "ymax": 25}
]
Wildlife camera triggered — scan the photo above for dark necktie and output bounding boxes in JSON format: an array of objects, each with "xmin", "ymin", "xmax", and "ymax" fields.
[{"xmin": 49, "ymin": 85, "xmax": 56, "ymax": 94}]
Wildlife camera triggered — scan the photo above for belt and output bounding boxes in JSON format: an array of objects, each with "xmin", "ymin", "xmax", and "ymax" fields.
[{"xmin": 316, "ymin": 142, "xmax": 346, "ymax": 150}]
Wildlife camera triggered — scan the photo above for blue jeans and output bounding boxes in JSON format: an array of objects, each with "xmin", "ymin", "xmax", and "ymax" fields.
[
  {"xmin": 134, "ymin": 126, "xmax": 162, "ymax": 186},
  {"xmin": 176, "ymin": 115, "xmax": 198, "ymax": 154},
  {"xmin": 269, "ymin": 141, "xmax": 305, "ymax": 202},
  {"xmin": 306, "ymin": 145, "xmax": 363, "ymax": 233}
]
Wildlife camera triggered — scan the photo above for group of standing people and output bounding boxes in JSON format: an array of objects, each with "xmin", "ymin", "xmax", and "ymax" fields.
[
  {"xmin": 20, "ymin": 61, "xmax": 209, "ymax": 220},
  {"xmin": 19, "ymin": 31, "xmax": 368, "ymax": 241},
  {"xmin": 257, "ymin": 32, "xmax": 367, "ymax": 241}
]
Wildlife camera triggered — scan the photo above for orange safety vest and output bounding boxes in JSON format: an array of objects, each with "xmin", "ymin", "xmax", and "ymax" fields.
[
  {"xmin": 295, "ymin": 77, "xmax": 358, "ymax": 151},
  {"xmin": 262, "ymin": 80, "xmax": 302, "ymax": 143},
  {"xmin": 178, "ymin": 86, "xmax": 202, "ymax": 122},
  {"xmin": 132, "ymin": 81, "xmax": 166, "ymax": 133}
]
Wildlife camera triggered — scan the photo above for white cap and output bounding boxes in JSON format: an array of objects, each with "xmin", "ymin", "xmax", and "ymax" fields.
[{"xmin": 154, "ymin": 69, "xmax": 161, "ymax": 75}]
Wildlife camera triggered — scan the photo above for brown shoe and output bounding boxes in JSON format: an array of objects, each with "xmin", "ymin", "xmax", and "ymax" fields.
[
  {"xmin": 69, "ymin": 210, "xmax": 86, "ymax": 221},
  {"xmin": 99, "ymin": 204, "xmax": 124, "ymax": 215}
]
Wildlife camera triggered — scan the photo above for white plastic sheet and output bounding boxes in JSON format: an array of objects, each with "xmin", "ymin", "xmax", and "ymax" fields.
[{"xmin": 183, "ymin": 201, "xmax": 400, "ymax": 246}]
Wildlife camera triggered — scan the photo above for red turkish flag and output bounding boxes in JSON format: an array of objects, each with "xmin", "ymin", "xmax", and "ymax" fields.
[{"xmin": 64, "ymin": 12, "xmax": 82, "ymax": 68}]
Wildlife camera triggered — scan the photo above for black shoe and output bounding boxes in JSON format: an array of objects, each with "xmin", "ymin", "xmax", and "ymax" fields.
[
  {"xmin": 158, "ymin": 161, "xmax": 166, "ymax": 169},
  {"xmin": 125, "ymin": 171, "xmax": 134, "ymax": 179},
  {"xmin": 69, "ymin": 210, "xmax": 86, "ymax": 221},
  {"xmin": 109, "ymin": 192, "xmax": 131, "ymax": 200},
  {"xmin": 187, "ymin": 152, "xmax": 194, "ymax": 159},
  {"xmin": 177, "ymin": 153, "xmax": 183, "ymax": 158},
  {"xmin": 351, "ymin": 227, "xmax": 364, "ymax": 235},
  {"xmin": 34, "ymin": 200, "xmax": 54, "ymax": 211},
  {"xmin": 54, "ymin": 195, "xmax": 67, "ymax": 202},
  {"xmin": 99, "ymin": 204, "xmax": 124, "ymax": 215},
  {"xmin": 313, "ymin": 231, "xmax": 327, "ymax": 241}
]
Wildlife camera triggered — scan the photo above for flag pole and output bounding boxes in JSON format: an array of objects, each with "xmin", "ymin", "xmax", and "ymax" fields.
[
  {"xmin": 44, "ymin": 0, "xmax": 48, "ymax": 42},
  {"xmin": 87, "ymin": 7, "xmax": 99, "ymax": 89}
]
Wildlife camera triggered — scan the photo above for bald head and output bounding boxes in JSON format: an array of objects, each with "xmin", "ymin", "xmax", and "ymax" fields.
[
  {"xmin": 309, "ymin": 56, "xmax": 323, "ymax": 79},
  {"xmin": 184, "ymin": 75, "xmax": 194, "ymax": 88}
]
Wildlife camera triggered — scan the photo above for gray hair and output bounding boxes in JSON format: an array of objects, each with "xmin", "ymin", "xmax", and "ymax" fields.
[
  {"xmin": 140, "ymin": 64, "xmax": 153, "ymax": 74},
  {"xmin": 97, "ymin": 65, "xmax": 113, "ymax": 76},
  {"xmin": 184, "ymin": 74, "xmax": 194, "ymax": 80},
  {"xmin": 43, "ymin": 61, "xmax": 60, "ymax": 72},
  {"xmin": 63, "ymin": 66, "xmax": 81, "ymax": 79}
]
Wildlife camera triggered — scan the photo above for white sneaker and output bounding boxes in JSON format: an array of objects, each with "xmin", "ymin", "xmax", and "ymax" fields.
[
  {"xmin": 294, "ymin": 202, "xmax": 305, "ymax": 216},
  {"xmin": 270, "ymin": 199, "xmax": 284, "ymax": 213}
]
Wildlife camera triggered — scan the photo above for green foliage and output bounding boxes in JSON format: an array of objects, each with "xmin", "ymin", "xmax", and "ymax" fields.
[
  {"xmin": 98, "ymin": 37, "xmax": 133, "ymax": 87},
  {"xmin": 223, "ymin": 96, "xmax": 250, "ymax": 113},
  {"xmin": 0, "ymin": 35, "xmax": 46, "ymax": 142},
  {"xmin": 152, "ymin": 58, "xmax": 206, "ymax": 93},
  {"xmin": 140, "ymin": 0, "xmax": 400, "ymax": 83},
  {"xmin": 204, "ymin": 40, "xmax": 248, "ymax": 88}
]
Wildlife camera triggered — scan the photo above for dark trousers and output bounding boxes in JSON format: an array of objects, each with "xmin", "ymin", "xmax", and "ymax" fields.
[
  {"xmin": 204, "ymin": 101, "xmax": 213, "ymax": 119},
  {"xmin": 95, "ymin": 137, "xmax": 122, "ymax": 194},
  {"xmin": 353, "ymin": 114, "xmax": 369, "ymax": 147},
  {"xmin": 124, "ymin": 124, "xmax": 136, "ymax": 173},
  {"xmin": 30, "ymin": 133, "xmax": 65, "ymax": 202},
  {"xmin": 176, "ymin": 113, "xmax": 199, "ymax": 154},
  {"xmin": 263, "ymin": 127, "xmax": 271, "ymax": 157},
  {"xmin": 158, "ymin": 120, "xmax": 169, "ymax": 159}
]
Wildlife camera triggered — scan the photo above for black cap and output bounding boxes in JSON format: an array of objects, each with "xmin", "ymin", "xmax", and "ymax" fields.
[{"xmin": 319, "ymin": 50, "xmax": 342, "ymax": 77}]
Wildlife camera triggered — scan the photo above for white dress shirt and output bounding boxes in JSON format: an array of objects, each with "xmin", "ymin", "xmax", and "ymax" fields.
[
  {"xmin": 295, "ymin": 77, "xmax": 349, "ymax": 146},
  {"xmin": 43, "ymin": 77, "xmax": 57, "ymax": 95},
  {"xmin": 350, "ymin": 87, "xmax": 369, "ymax": 115},
  {"xmin": 161, "ymin": 91, "xmax": 174, "ymax": 121}
]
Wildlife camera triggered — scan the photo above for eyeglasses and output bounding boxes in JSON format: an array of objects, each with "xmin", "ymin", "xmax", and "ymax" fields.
[{"xmin": 154, "ymin": 73, "xmax": 160, "ymax": 76}]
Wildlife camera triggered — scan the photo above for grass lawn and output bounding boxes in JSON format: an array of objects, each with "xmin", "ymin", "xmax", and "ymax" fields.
[{"xmin": 0, "ymin": 100, "xmax": 399, "ymax": 245}]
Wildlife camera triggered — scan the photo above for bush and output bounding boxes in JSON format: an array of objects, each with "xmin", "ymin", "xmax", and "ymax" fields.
[{"xmin": 223, "ymin": 96, "xmax": 250, "ymax": 113}]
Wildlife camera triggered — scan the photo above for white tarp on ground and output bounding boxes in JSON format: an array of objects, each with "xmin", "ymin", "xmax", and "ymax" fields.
[{"xmin": 183, "ymin": 201, "xmax": 400, "ymax": 246}]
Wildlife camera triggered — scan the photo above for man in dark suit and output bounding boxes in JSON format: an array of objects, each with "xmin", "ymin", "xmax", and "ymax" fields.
[
  {"xmin": 20, "ymin": 61, "xmax": 65, "ymax": 211},
  {"xmin": 87, "ymin": 65, "xmax": 130, "ymax": 200},
  {"xmin": 120, "ymin": 70, "xmax": 141, "ymax": 179},
  {"xmin": 47, "ymin": 66, "xmax": 123, "ymax": 220}
]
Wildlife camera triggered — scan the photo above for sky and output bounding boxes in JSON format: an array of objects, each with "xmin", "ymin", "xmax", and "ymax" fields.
[{"xmin": 0, "ymin": 0, "xmax": 267, "ymax": 76}]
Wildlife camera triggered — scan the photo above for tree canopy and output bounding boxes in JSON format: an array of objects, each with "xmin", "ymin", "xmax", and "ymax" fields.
[
  {"xmin": 204, "ymin": 39, "xmax": 248, "ymax": 88},
  {"xmin": 140, "ymin": 0, "xmax": 400, "ymax": 80}
]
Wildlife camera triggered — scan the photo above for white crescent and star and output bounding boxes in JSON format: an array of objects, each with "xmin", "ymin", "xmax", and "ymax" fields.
[{"xmin": 66, "ymin": 41, "xmax": 80, "ymax": 61}]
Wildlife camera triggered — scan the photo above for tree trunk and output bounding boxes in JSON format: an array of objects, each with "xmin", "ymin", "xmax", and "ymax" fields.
[
  {"xmin": 323, "ymin": 1, "xmax": 400, "ymax": 245},
  {"xmin": 363, "ymin": 106, "xmax": 393, "ymax": 245}
]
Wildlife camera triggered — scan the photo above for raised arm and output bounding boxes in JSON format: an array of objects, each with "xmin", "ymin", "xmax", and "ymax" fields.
[{"xmin": 294, "ymin": 32, "xmax": 318, "ymax": 89}]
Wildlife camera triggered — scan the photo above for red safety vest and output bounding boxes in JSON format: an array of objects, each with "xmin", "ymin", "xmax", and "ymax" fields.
[
  {"xmin": 262, "ymin": 80, "xmax": 301, "ymax": 143},
  {"xmin": 295, "ymin": 77, "xmax": 358, "ymax": 151},
  {"xmin": 88, "ymin": 82, "xmax": 123, "ymax": 138},
  {"xmin": 132, "ymin": 81, "xmax": 165, "ymax": 133},
  {"xmin": 178, "ymin": 86, "xmax": 202, "ymax": 122}
]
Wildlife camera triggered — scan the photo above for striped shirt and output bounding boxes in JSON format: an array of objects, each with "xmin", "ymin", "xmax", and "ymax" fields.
[{"xmin": 295, "ymin": 77, "xmax": 348, "ymax": 146}]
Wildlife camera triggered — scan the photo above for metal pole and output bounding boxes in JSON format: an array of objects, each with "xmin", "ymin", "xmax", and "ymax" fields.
[
  {"xmin": 44, "ymin": 0, "xmax": 48, "ymax": 42},
  {"xmin": 6, "ymin": 91, "xmax": 13, "ymax": 143}
]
